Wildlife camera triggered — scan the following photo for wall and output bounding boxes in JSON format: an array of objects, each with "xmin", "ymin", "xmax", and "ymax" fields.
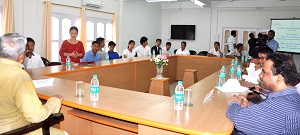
[
  {"xmin": 161, "ymin": 7, "xmax": 212, "ymax": 52},
  {"xmin": 118, "ymin": 1, "xmax": 162, "ymax": 54},
  {"xmin": 161, "ymin": 2, "xmax": 212, "ymax": 52},
  {"xmin": 13, "ymin": 0, "xmax": 119, "ymax": 56}
]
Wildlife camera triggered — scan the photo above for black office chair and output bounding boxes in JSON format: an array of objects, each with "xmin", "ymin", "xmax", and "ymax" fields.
[
  {"xmin": 1, "ymin": 113, "xmax": 64, "ymax": 135},
  {"xmin": 41, "ymin": 57, "xmax": 62, "ymax": 67},
  {"xmin": 197, "ymin": 51, "xmax": 208, "ymax": 56},
  {"xmin": 174, "ymin": 49, "xmax": 178, "ymax": 54},
  {"xmin": 189, "ymin": 50, "xmax": 197, "ymax": 55}
]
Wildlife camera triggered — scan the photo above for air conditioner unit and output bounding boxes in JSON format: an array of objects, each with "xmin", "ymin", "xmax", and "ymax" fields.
[{"xmin": 82, "ymin": 0, "xmax": 104, "ymax": 9}]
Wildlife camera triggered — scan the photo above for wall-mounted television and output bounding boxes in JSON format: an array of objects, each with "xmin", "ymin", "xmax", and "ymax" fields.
[{"xmin": 171, "ymin": 25, "xmax": 195, "ymax": 40}]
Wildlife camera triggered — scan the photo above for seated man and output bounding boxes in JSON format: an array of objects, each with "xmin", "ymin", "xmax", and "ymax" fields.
[
  {"xmin": 80, "ymin": 41, "xmax": 101, "ymax": 62},
  {"xmin": 226, "ymin": 43, "xmax": 244, "ymax": 58},
  {"xmin": 227, "ymin": 53, "xmax": 300, "ymax": 134},
  {"xmin": 107, "ymin": 41, "xmax": 120, "ymax": 60},
  {"xmin": 208, "ymin": 42, "xmax": 223, "ymax": 57},
  {"xmin": 134, "ymin": 36, "xmax": 151, "ymax": 57},
  {"xmin": 0, "ymin": 33, "xmax": 66, "ymax": 134},
  {"xmin": 175, "ymin": 41, "xmax": 189, "ymax": 55},
  {"xmin": 23, "ymin": 37, "xmax": 45, "ymax": 69},
  {"xmin": 162, "ymin": 42, "xmax": 172, "ymax": 55},
  {"xmin": 151, "ymin": 39, "xmax": 162, "ymax": 55}
]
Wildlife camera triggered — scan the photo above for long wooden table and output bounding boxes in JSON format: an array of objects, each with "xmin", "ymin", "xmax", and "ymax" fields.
[{"xmin": 27, "ymin": 55, "xmax": 241, "ymax": 135}]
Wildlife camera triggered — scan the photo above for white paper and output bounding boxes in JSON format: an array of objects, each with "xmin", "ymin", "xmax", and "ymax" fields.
[
  {"xmin": 203, "ymin": 89, "xmax": 214, "ymax": 103},
  {"xmin": 33, "ymin": 78, "xmax": 54, "ymax": 88},
  {"xmin": 215, "ymin": 79, "xmax": 249, "ymax": 92}
]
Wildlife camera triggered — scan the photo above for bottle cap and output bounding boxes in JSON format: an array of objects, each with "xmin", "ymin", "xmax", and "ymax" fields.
[
  {"xmin": 93, "ymin": 74, "xmax": 97, "ymax": 78},
  {"xmin": 222, "ymin": 66, "xmax": 225, "ymax": 68},
  {"xmin": 178, "ymin": 81, "xmax": 183, "ymax": 85}
]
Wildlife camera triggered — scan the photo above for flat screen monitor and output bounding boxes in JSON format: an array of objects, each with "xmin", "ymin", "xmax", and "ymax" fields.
[
  {"xmin": 271, "ymin": 18, "xmax": 300, "ymax": 54},
  {"xmin": 171, "ymin": 25, "xmax": 195, "ymax": 40}
]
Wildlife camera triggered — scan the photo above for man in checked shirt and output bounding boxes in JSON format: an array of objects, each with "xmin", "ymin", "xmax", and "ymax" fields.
[{"xmin": 226, "ymin": 53, "xmax": 300, "ymax": 135}]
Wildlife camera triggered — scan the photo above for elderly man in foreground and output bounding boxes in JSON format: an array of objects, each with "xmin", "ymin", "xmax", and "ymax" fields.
[
  {"xmin": 0, "ymin": 33, "xmax": 67, "ymax": 135},
  {"xmin": 226, "ymin": 53, "xmax": 300, "ymax": 135}
]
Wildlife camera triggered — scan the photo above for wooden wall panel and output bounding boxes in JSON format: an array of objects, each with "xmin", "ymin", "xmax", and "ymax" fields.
[
  {"xmin": 48, "ymin": 64, "xmax": 135, "ymax": 91},
  {"xmin": 135, "ymin": 61, "xmax": 156, "ymax": 92},
  {"xmin": 138, "ymin": 125, "xmax": 183, "ymax": 135},
  {"xmin": 176, "ymin": 56, "xmax": 231, "ymax": 81}
]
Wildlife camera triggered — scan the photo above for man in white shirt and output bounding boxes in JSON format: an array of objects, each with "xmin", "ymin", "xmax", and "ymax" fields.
[
  {"xmin": 134, "ymin": 36, "xmax": 151, "ymax": 57},
  {"xmin": 226, "ymin": 43, "xmax": 244, "ymax": 57},
  {"xmin": 23, "ymin": 37, "xmax": 45, "ymax": 69},
  {"xmin": 176, "ymin": 41, "xmax": 190, "ymax": 55},
  {"xmin": 162, "ymin": 42, "xmax": 172, "ymax": 55},
  {"xmin": 208, "ymin": 42, "xmax": 223, "ymax": 57},
  {"xmin": 227, "ymin": 30, "xmax": 237, "ymax": 52}
]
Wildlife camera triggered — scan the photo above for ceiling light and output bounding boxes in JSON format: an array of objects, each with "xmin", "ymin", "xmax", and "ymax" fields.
[
  {"xmin": 191, "ymin": 0, "xmax": 205, "ymax": 7},
  {"xmin": 146, "ymin": 0, "xmax": 178, "ymax": 2}
]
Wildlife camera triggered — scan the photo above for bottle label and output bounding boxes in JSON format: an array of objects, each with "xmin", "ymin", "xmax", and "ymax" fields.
[
  {"xmin": 220, "ymin": 73, "xmax": 226, "ymax": 79},
  {"xmin": 236, "ymin": 71, "xmax": 242, "ymax": 76},
  {"xmin": 66, "ymin": 61, "xmax": 70, "ymax": 66},
  {"xmin": 90, "ymin": 85, "xmax": 99, "ymax": 94},
  {"xmin": 174, "ymin": 93, "xmax": 184, "ymax": 102},
  {"xmin": 230, "ymin": 68, "xmax": 235, "ymax": 73},
  {"xmin": 244, "ymin": 56, "xmax": 248, "ymax": 62},
  {"xmin": 241, "ymin": 57, "xmax": 245, "ymax": 62},
  {"xmin": 105, "ymin": 57, "xmax": 109, "ymax": 61}
]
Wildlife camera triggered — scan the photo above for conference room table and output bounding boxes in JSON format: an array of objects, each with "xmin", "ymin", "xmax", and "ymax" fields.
[{"xmin": 26, "ymin": 55, "xmax": 251, "ymax": 135}]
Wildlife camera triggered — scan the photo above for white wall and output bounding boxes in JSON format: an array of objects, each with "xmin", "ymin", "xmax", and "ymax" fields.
[
  {"xmin": 13, "ymin": 0, "xmax": 118, "ymax": 55},
  {"xmin": 161, "ymin": 8, "xmax": 212, "ymax": 52},
  {"xmin": 118, "ymin": 1, "xmax": 162, "ymax": 54}
]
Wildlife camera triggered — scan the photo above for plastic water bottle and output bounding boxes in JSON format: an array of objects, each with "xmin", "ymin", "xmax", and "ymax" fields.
[
  {"xmin": 230, "ymin": 59, "xmax": 236, "ymax": 79},
  {"xmin": 222, "ymin": 53, "xmax": 226, "ymax": 58},
  {"xmin": 66, "ymin": 56, "xmax": 71, "ymax": 71},
  {"xmin": 241, "ymin": 54, "xmax": 245, "ymax": 62},
  {"xmin": 234, "ymin": 57, "xmax": 238, "ymax": 66},
  {"xmin": 174, "ymin": 81, "xmax": 184, "ymax": 110},
  {"xmin": 219, "ymin": 66, "xmax": 226, "ymax": 86},
  {"xmin": 105, "ymin": 53, "xmax": 109, "ymax": 61},
  {"xmin": 90, "ymin": 74, "xmax": 99, "ymax": 102},
  {"xmin": 236, "ymin": 65, "xmax": 242, "ymax": 81},
  {"xmin": 169, "ymin": 48, "xmax": 174, "ymax": 55},
  {"xmin": 244, "ymin": 55, "xmax": 248, "ymax": 62},
  {"xmin": 159, "ymin": 49, "xmax": 162, "ymax": 55},
  {"xmin": 152, "ymin": 50, "xmax": 156, "ymax": 61}
]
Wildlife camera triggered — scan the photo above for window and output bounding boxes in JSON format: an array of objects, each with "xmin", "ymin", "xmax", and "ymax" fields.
[
  {"xmin": 51, "ymin": 13, "xmax": 80, "ymax": 62},
  {"xmin": 85, "ymin": 17, "xmax": 112, "ymax": 52},
  {"xmin": 51, "ymin": 12, "xmax": 114, "ymax": 61}
]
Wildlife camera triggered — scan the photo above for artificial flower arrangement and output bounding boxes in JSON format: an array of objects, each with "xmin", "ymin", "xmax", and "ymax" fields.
[{"xmin": 154, "ymin": 55, "xmax": 169, "ymax": 67}]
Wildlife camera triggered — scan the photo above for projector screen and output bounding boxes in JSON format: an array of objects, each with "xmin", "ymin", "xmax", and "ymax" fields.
[{"xmin": 271, "ymin": 19, "xmax": 300, "ymax": 54}]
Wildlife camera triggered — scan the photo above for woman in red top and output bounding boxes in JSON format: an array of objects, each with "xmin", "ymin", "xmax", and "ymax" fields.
[{"xmin": 59, "ymin": 26, "xmax": 85, "ymax": 63}]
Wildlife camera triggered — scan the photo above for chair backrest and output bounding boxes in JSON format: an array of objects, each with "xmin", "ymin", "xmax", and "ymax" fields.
[
  {"xmin": 41, "ymin": 57, "xmax": 50, "ymax": 67},
  {"xmin": 174, "ymin": 49, "xmax": 178, "ymax": 54},
  {"xmin": 198, "ymin": 51, "xmax": 208, "ymax": 56},
  {"xmin": 189, "ymin": 50, "xmax": 197, "ymax": 55}
]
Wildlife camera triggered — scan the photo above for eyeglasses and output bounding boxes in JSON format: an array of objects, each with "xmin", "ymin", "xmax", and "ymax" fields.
[{"xmin": 258, "ymin": 57, "xmax": 266, "ymax": 60}]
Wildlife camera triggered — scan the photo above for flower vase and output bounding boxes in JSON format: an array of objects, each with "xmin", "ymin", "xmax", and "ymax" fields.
[{"xmin": 156, "ymin": 64, "xmax": 163, "ymax": 80}]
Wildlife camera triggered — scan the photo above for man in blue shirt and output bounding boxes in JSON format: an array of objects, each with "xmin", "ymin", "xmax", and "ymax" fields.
[
  {"xmin": 266, "ymin": 30, "xmax": 279, "ymax": 52},
  {"xmin": 80, "ymin": 41, "xmax": 100, "ymax": 62},
  {"xmin": 107, "ymin": 41, "xmax": 119, "ymax": 60},
  {"xmin": 227, "ymin": 53, "xmax": 300, "ymax": 135}
]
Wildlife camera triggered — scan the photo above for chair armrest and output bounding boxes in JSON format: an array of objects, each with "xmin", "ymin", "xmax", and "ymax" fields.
[{"xmin": 1, "ymin": 113, "xmax": 64, "ymax": 135}]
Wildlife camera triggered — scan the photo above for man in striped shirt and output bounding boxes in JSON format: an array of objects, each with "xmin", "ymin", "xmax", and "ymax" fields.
[{"xmin": 226, "ymin": 53, "xmax": 300, "ymax": 135}]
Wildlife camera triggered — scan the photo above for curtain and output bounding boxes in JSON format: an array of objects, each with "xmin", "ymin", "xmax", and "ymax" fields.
[
  {"xmin": 80, "ymin": 7, "xmax": 86, "ymax": 51},
  {"xmin": 2, "ymin": 0, "xmax": 15, "ymax": 34},
  {"xmin": 42, "ymin": 1, "xmax": 52, "ymax": 60}
]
